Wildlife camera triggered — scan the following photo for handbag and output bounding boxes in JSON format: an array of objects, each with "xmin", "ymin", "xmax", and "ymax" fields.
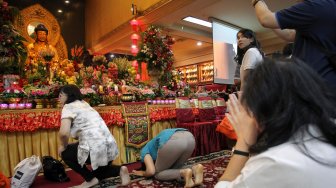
[
  {"xmin": 216, "ymin": 116, "xmax": 237, "ymax": 140},
  {"xmin": 11, "ymin": 155, "xmax": 42, "ymax": 188},
  {"xmin": 42, "ymin": 156, "xmax": 70, "ymax": 182}
]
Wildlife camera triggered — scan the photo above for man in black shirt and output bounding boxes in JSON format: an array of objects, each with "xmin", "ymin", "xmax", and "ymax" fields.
[{"xmin": 252, "ymin": 0, "xmax": 336, "ymax": 89}]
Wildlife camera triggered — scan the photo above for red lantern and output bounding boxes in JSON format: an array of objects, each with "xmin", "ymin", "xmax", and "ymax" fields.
[
  {"xmin": 136, "ymin": 74, "xmax": 141, "ymax": 80},
  {"xmin": 131, "ymin": 33, "xmax": 140, "ymax": 45},
  {"xmin": 131, "ymin": 46, "xmax": 139, "ymax": 56},
  {"xmin": 132, "ymin": 60, "xmax": 138, "ymax": 67},
  {"xmin": 130, "ymin": 19, "xmax": 139, "ymax": 32}
]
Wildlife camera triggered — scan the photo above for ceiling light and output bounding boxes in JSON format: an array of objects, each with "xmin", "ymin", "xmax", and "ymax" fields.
[
  {"xmin": 197, "ymin": 41, "xmax": 203, "ymax": 46},
  {"xmin": 110, "ymin": 54, "xmax": 115, "ymax": 58},
  {"xmin": 65, "ymin": 0, "xmax": 70, "ymax": 3},
  {"xmin": 182, "ymin": 16, "xmax": 212, "ymax": 28},
  {"xmin": 58, "ymin": 9, "xmax": 63, "ymax": 13}
]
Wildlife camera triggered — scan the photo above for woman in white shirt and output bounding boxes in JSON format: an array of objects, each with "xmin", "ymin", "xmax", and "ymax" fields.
[
  {"xmin": 235, "ymin": 29, "xmax": 263, "ymax": 90},
  {"xmin": 216, "ymin": 58, "xmax": 336, "ymax": 188},
  {"xmin": 58, "ymin": 85, "xmax": 130, "ymax": 188}
]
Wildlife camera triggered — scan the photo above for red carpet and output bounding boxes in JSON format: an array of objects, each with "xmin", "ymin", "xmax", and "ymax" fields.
[
  {"xmin": 31, "ymin": 162, "xmax": 142, "ymax": 188},
  {"xmin": 95, "ymin": 150, "xmax": 231, "ymax": 188},
  {"xmin": 31, "ymin": 151, "xmax": 230, "ymax": 188}
]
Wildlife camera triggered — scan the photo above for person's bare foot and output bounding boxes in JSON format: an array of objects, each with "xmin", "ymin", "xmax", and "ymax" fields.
[
  {"xmin": 70, "ymin": 177, "xmax": 99, "ymax": 188},
  {"xmin": 120, "ymin": 166, "xmax": 130, "ymax": 186},
  {"xmin": 192, "ymin": 164, "xmax": 204, "ymax": 186},
  {"xmin": 180, "ymin": 168, "xmax": 194, "ymax": 188}
]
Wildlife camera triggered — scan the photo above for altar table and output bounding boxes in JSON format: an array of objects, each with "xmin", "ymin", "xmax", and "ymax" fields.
[
  {"xmin": 0, "ymin": 105, "xmax": 176, "ymax": 177},
  {"xmin": 0, "ymin": 104, "xmax": 227, "ymax": 177}
]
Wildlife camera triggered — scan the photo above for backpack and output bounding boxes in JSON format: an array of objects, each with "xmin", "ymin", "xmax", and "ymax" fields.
[
  {"xmin": 42, "ymin": 156, "xmax": 70, "ymax": 182},
  {"xmin": 11, "ymin": 155, "xmax": 42, "ymax": 188}
]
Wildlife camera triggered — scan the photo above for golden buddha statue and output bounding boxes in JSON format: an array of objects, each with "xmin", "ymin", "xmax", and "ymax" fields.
[{"xmin": 26, "ymin": 24, "xmax": 59, "ymax": 82}]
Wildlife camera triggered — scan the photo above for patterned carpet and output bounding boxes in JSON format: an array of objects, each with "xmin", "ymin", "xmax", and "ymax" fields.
[{"xmin": 94, "ymin": 150, "xmax": 231, "ymax": 188}]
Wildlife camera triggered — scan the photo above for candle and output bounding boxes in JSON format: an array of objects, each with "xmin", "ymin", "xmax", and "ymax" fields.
[
  {"xmin": 25, "ymin": 103, "xmax": 33, "ymax": 109},
  {"xmin": 99, "ymin": 85, "xmax": 104, "ymax": 93},
  {"xmin": 17, "ymin": 103, "xmax": 25, "ymax": 109},
  {"xmin": 9, "ymin": 103, "xmax": 17, "ymax": 109},
  {"xmin": 0, "ymin": 104, "xmax": 8, "ymax": 110},
  {"xmin": 114, "ymin": 85, "xmax": 118, "ymax": 92}
]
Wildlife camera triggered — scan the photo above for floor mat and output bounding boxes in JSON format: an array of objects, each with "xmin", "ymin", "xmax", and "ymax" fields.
[{"xmin": 95, "ymin": 150, "xmax": 231, "ymax": 188}]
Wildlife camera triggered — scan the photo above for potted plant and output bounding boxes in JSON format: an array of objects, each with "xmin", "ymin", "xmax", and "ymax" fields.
[
  {"xmin": 30, "ymin": 89, "xmax": 49, "ymax": 109},
  {"xmin": 0, "ymin": 2, "xmax": 27, "ymax": 76}
]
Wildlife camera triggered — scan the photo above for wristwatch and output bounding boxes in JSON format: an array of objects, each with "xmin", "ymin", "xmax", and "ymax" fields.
[
  {"xmin": 232, "ymin": 147, "xmax": 250, "ymax": 157},
  {"xmin": 252, "ymin": 0, "xmax": 264, "ymax": 7}
]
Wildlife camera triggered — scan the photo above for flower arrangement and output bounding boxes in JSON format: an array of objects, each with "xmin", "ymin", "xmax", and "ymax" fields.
[
  {"xmin": 71, "ymin": 45, "xmax": 84, "ymax": 72},
  {"xmin": 136, "ymin": 25, "xmax": 175, "ymax": 72},
  {"xmin": 53, "ymin": 59, "xmax": 76, "ymax": 84},
  {"xmin": 80, "ymin": 66, "xmax": 94, "ymax": 86},
  {"xmin": 0, "ymin": 2, "xmax": 27, "ymax": 75},
  {"xmin": 2, "ymin": 82, "xmax": 26, "ymax": 99},
  {"xmin": 2, "ymin": 74, "xmax": 20, "ymax": 88},
  {"xmin": 71, "ymin": 45, "xmax": 84, "ymax": 61},
  {"xmin": 39, "ymin": 47, "xmax": 55, "ymax": 62},
  {"xmin": 80, "ymin": 87, "xmax": 96, "ymax": 96},
  {"xmin": 47, "ymin": 83, "xmax": 61, "ymax": 99},
  {"xmin": 111, "ymin": 58, "xmax": 133, "ymax": 79},
  {"xmin": 92, "ymin": 55, "xmax": 107, "ymax": 67},
  {"xmin": 140, "ymin": 87, "xmax": 155, "ymax": 99},
  {"xmin": 107, "ymin": 62, "xmax": 118, "ymax": 79},
  {"xmin": 80, "ymin": 87, "xmax": 101, "ymax": 106},
  {"xmin": 167, "ymin": 70, "xmax": 182, "ymax": 90},
  {"xmin": 93, "ymin": 65, "xmax": 108, "ymax": 85},
  {"xmin": 30, "ymin": 89, "xmax": 49, "ymax": 99}
]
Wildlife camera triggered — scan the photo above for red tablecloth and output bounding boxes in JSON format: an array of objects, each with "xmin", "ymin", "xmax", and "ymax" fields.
[
  {"xmin": 0, "ymin": 105, "xmax": 176, "ymax": 132},
  {"xmin": 178, "ymin": 123, "xmax": 228, "ymax": 157}
]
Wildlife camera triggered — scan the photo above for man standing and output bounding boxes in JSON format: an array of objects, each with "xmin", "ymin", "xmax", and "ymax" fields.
[{"xmin": 252, "ymin": 0, "xmax": 336, "ymax": 88}]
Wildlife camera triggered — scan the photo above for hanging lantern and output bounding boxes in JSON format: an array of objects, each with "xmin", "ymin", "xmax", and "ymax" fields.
[
  {"xmin": 136, "ymin": 73, "xmax": 141, "ymax": 80},
  {"xmin": 132, "ymin": 60, "xmax": 138, "ymax": 67},
  {"xmin": 131, "ymin": 46, "xmax": 139, "ymax": 56},
  {"xmin": 131, "ymin": 33, "xmax": 140, "ymax": 45},
  {"xmin": 130, "ymin": 19, "xmax": 139, "ymax": 32}
]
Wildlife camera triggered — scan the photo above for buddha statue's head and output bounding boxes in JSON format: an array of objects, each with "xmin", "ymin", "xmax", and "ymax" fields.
[{"xmin": 34, "ymin": 24, "xmax": 48, "ymax": 43}]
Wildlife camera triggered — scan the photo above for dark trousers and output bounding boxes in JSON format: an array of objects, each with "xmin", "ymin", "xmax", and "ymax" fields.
[{"xmin": 61, "ymin": 143, "xmax": 121, "ymax": 182}]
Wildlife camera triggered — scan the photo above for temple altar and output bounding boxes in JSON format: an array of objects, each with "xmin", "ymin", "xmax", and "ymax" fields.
[{"xmin": 0, "ymin": 104, "xmax": 176, "ymax": 177}]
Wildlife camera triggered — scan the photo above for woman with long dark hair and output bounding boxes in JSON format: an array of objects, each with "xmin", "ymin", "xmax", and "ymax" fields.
[
  {"xmin": 234, "ymin": 29, "xmax": 263, "ymax": 90},
  {"xmin": 216, "ymin": 59, "xmax": 336, "ymax": 187}
]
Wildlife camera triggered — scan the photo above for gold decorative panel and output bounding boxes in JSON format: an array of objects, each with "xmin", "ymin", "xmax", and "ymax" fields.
[{"xmin": 14, "ymin": 4, "xmax": 68, "ymax": 59}]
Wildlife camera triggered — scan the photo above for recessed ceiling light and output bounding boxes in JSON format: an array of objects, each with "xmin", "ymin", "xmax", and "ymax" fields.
[
  {"xmin": 65, "ymin": 0, "xmax": 70, "ymax": 3},
  {"xmin": 197, "ymin": 41, "xmax": 203, "ymax": 46},
  {"xmin": 58, "ymin": 9, "xmax": 63, "ymax": 13},
  {"xmin": 182, "ymin": 16, "xmax": 212, "ymax": 28},
  {"xmin": 110, "ymin": 54, "xmax": 115, "ymax": 58}
]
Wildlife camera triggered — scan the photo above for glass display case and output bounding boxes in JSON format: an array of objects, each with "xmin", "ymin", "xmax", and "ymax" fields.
[
  {"xmin": 184, "ymin": 65, "xmax": 198, "ymax": 84},
  {"xmin": 199, "ymin": 62, "xmax": 214, "ymax": 83},
  {"xmin": 177, "ymin": 61, "xmax": 214, "ymax": 85}
]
